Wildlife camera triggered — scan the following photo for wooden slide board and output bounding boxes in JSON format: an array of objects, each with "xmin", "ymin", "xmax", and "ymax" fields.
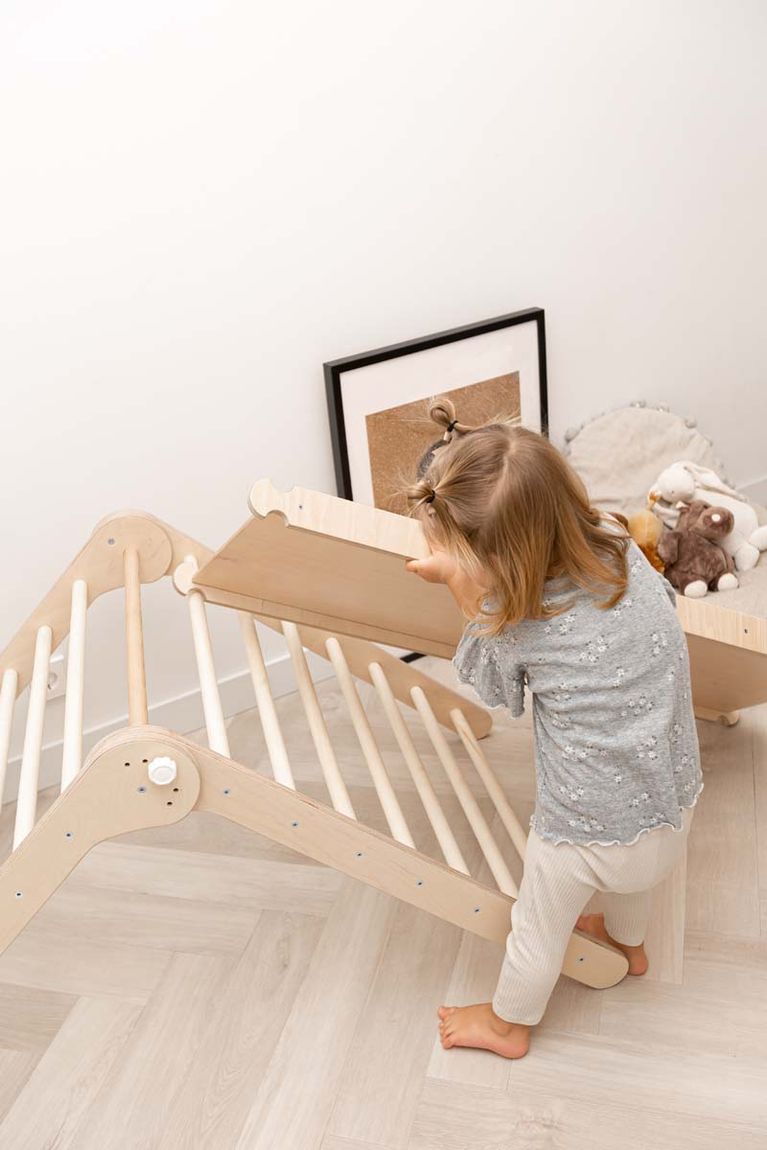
[
  {"xmin": 193, "ymin": 481, "xmax": 466, "ymax": 657},
  {"xmin": 193, "ymin": 479, "xmax": 767, "ymax": 712}
]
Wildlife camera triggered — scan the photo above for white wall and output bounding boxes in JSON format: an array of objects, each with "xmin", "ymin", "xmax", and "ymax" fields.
[{"xmin": 1, "ymin": 0, "xmax": 766, "ymax": 757}]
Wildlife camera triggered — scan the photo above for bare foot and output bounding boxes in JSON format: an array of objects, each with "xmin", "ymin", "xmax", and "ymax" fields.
[
  {"xmin": 437, "ymin": 1002, "xmax": 531, "ymax": 1059},
  {"xmin": 576, "ymin": 912, "xmax": 649, "ymax": 975}
]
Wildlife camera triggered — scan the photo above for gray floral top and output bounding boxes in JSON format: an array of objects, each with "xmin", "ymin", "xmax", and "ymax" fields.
[{"xmin": 453, "ymin": 540, "xmax": 703, "ymax": 846}]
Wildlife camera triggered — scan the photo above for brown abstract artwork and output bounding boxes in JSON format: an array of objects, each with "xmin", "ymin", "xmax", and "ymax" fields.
[{"xmin": 365, "ymin": 372, "xmax": 521, "ymax": 514}]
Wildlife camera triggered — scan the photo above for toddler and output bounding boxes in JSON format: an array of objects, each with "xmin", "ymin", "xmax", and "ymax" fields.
[{"xmin": 405, "ymin": 399, "xmax": 702, "ymax": 1060}]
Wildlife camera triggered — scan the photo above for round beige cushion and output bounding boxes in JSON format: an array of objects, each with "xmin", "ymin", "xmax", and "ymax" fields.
[{"xmin": 562, "ymin": 404, "xmax": 731, "ymax": 519}]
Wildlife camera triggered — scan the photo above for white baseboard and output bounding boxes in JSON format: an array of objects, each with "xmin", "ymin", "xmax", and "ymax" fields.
[{"xmin": 2, "ymin": 651, "xmax": 335, "ymax": 805}]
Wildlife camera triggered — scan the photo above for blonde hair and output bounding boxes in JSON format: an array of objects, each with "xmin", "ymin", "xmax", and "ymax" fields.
[{"xmin": 406, "ymin": 397, "xmax": 629, "ymax": 632}]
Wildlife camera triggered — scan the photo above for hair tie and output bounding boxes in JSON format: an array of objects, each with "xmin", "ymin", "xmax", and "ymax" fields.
[
  {"xmin": 425, "ymin": 491, "xmax": 436, "ymax": 504},
  {"xmin": 446, "ymin": 419, "xmax": 457, "ymax": 432}
]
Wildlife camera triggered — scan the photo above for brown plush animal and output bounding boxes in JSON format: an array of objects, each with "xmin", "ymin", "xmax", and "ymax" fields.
[{"xmin": 657, "ymin": 500, "xmax": 738, "ymax": 598}]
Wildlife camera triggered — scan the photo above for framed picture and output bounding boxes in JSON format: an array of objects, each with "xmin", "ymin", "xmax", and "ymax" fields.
[{"xmin": 324, "ymin": 308, "xmax": 548, "ymax": 512}]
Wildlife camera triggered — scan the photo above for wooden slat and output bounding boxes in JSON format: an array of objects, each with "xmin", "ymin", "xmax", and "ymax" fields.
[
  {"xmin": 124, "ymin": 549, "xmax": 148, "ymax": 727},
  {"xmin": 239, "ymin": 614, "xmax": 294, "ymax": 787},
  {"xmin": 13, "ymin": 627, "xmax": 52, "ymax": 849},
  {"xmin": 278, "ymin": 619, "xmax": 492, "ymax": 738},
  {"xmin": 283, "ymin": 622, "xmax": 352, "ymax": 814},
  {"xmin": 451, "ymin": 707, "xmax": 528, "ymax": 862},
  {"xmin": 188, "ymin": 592, "xmax": 230, "ymax": 757},
  {"xmin": 325, "ymin": 638, "xmax": 414, "ymax": 847},
  {"xmin": 368, "ymin": 661, "xmax": 468, "ymax": 873},
  {"xmin": 61, "ymin": 579, "xmax": 88, "ymax": 790},
  {"xmin": 410, "ymin": 686, "xmax": 517, "ymax": 897},
  {"xmin": 0, "ymin": 669, "xmax": 18, "ymax": 808}
]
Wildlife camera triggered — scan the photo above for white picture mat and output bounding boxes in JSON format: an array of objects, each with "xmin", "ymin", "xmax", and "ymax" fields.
[{"xmin": 341, "ymin": 322, "xmax": 542, "ymax": 506}]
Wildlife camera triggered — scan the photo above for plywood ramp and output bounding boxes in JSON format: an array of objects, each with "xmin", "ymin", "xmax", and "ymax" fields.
[{"xmin": 193, "ymin": 480, "xmax": 464, "ymax": 656}]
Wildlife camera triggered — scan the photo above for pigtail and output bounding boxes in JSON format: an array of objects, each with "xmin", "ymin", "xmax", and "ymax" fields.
[
  {"xmin": 427, "ymin": 397, "xmax": 476, "ymax": 442},
  {"xmin": 405, "ymin": 477, "xmax": 438, "ymax": 514}
]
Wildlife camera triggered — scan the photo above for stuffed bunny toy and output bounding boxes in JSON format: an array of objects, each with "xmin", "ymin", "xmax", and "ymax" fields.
[
  {"xmin": 657, "ymin": 500, "xmax": 738, "ymax": 598},
  {"xmin": 650, "ymin": 461, "xmax": 767, "ymax": 571}
]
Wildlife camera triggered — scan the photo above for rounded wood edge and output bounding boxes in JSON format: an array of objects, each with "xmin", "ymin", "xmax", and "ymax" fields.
[
  {"xmin": 87, "ymin": 516, "xmax": 173, "ymax": 586},
  {"xmin": 694, "ymin": 706, "xmax": 741, "ymax": 727},
  {"xmin": 565, "ymin": 929, "xmax": 630, "ymax": 988},
  {"xmin": 85, "ymin": 726, "xmax": 201, "ymax": 820}
]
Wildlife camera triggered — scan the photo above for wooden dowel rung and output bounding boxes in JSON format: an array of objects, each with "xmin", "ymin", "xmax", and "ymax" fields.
[
  {"xmin": 451, "ymin": 707, "xmax": 528, "ymax": 863},
  {"xmin": 124, "ymin": 547, "xmax": 148, "ymax": 726},
  {"xmin": 13, "ymin": 626, "xmax": 52, "ymax": 849},
  {"xmin": 410, "ymin": 686, "xmax": 517, "ymax": 897},
  {"xmin": 369, "ymin": 661, "xmax": 468, "ymax": 873},
  {"xmin": 325, "ymin": 637, "xmax": 414, "ymax": 848},
  {"xmin": 188, "ymin": 591, "xmax": 230, "ymax": 757},
  {"xmin": 0, "ymin": 668, "xmax": 19, "ymax": 809},
  {"xmin": 61, "ymin": 579, "xmax": 88, "ymax": 791},
  {"xmin": 283, "ymin": 621, "xmax": 352, "ymax": 813},
  {"xmin": 238, "ymin": 614, "xmax": 294, "ymax": 789}
]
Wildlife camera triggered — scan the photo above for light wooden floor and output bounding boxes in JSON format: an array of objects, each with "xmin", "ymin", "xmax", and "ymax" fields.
[{"xmin": 0, "ymin": 657, "xmax": 766, "ymax": 1149}]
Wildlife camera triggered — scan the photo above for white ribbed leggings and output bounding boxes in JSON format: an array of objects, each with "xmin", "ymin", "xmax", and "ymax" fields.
[{"xmin": 493, "ymin": 805, "xmax": 695, "ymax": 1025}]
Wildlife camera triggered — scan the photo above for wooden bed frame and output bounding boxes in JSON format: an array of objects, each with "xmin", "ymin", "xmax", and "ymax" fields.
[{"xmin": 0, "ymin": 494, "xmax": 630, "ymax": 992}]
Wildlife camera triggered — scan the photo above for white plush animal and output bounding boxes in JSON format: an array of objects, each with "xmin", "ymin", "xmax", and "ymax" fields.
[{"xmin": 650, "ymin": 461, "xmax": 767, "ymax": 572}]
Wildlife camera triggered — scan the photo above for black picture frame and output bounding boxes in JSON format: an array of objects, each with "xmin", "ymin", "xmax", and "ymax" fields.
[{"xmin": 324, "ymin": 307, "xmax": 548, "ymax": 502}]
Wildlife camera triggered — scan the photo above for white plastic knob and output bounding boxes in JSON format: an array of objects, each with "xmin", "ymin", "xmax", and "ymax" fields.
[{"xmin": 147, "ymin": 756, "xmax": 177, "ymax": 786}]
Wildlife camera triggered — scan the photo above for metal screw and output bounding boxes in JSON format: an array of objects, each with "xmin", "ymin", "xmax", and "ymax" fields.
[
  {"xmin": 15, "ymin": 891, "xmax": 22, "ymax": 898},
  {"xmin": 355, "ymin": 851, "xmax": 363, "ymax": 858},
  {"xmin": 65, "ymin": 831, "xmax": 73, "ymax": 839},
  {"xmin": 107, "ymin": 537, "xmax": 116, "ymax": 546},
  {"xmin": 474, "ymin": 906, "xmax": 481, "ymax": 914},
  {"xmin": 416, "ymin": 879, "xmax": 424, "ymax": 887},
  {"xmin": 291, "ymin": 820, "xmax": 299, "ymax": 827},
  {"xmin": 223, "ymin": 788, "xmax": 231, "ymax": 796}
]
